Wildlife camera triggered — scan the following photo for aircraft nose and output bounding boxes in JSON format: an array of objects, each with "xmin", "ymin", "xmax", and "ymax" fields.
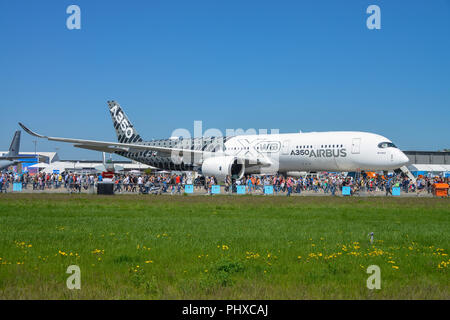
[{"xmin": 397, "ymin": 150, "xmax": 410, "ymax": 166}]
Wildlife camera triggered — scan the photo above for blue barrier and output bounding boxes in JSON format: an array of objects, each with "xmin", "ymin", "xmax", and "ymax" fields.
[
  {"xmin": 264, "ymin": 186, "xmax": 274, "ymax": 195},
  {"xmin": 392, "ymin": 187, "xmax": 401, "ymax": 196},
  {"xmin": 342, "ymin": 186, "xmax": 351, "ymax": 196},
  {"xmin": 184, "ymin": 184, "xmax": 194, "ymax": 194},
  {"xmin": 413, "ymin": 171, "xmax": 427, "ymax": 177},
  {"xmin": 211, "ymin": 185, "xmax": 221, "ymax": 194},
  {"xmin": 13, "ymin": 182, "xmax": 22, "ymax": 192},
  {"xmin": 236, "ymin": 185, "xmax": 246, "ymax": 194}
]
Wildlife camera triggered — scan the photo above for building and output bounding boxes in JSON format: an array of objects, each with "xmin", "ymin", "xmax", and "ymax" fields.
[
  {"xmin": 0, "ymin": 151, "xmax": 59, "ymax": 174},
  {"xmin": 0, "ymin": 151, "xmax": 58, "ymax": 163},
  {"xmin": 0, "ymin": 150, "xmax": 158, "ymax": 174},
  {"xmin": 48, "ymin": 159, "xmax": 155, "ymax": 174},
  {"xmin": 404, "ymin": 151, "xmax": 450, "ymax": 177},
  {"xmin": 32, "ymin": 159, "xmax": 156, "ymax": 174}
]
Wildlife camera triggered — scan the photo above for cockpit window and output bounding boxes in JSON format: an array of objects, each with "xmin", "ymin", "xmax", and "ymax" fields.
[{"xmin": 378, "ymin": 142, "xmax": 397, "ymax": 148}]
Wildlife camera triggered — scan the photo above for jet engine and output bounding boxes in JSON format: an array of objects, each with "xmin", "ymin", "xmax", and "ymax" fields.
[{"xmin": 201, "ymin": 156, "xmax": 245, "ymax": 181}]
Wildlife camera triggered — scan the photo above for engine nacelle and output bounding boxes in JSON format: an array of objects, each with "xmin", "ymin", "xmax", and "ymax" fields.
[{"xmin": 201, "ymin": 156, "xmax": 245, "ymax": 181}]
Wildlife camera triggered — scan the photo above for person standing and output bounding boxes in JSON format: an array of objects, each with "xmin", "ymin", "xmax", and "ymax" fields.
[
  {"xmin": 175, "ymin": 175, "xmax": 182, "ymax": 194},
  {"xmin": 138, "ymin": 175, "xmax": 143, "ymax": 193},
  {"xmin": 225, "ymin": 175, "xmax": 231, "ymax": 193},
  {"xmin": 385, "ymin": 178, "xmax": 392, "ymax": 196},
  {"xmin": 286, "ymin": 177, "xmax": 293, "ymax": 196}
]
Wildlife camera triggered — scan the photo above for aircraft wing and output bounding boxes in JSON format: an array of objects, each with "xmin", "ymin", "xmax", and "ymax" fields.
[
  {"xmin": 0, "ymin": 155, "xmax": 40, "ymax": 160},
  {"xmin": 19, "ymin": 123, "xmax": 271, "ymax": 167},
  {"xmin": 19, "ymin": 122, "xmax": 208, "ymax": 155}
]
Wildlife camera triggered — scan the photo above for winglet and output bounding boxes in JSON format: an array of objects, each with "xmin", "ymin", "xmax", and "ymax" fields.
[{"xmin": 18, "ymin": 122, "xmax": 47, "ymax": 139}]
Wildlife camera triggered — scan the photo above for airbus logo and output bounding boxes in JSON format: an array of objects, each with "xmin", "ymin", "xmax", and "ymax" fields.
[
  {"xmin": 110, "ymin": 105, "xmax": 134, "ymax": 139},
  {"xmin": 290, "ymin": 148, "xmax": 347, "ymax": 158}
]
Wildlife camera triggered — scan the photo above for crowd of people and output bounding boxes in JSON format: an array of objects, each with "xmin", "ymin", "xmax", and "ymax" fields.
[
  {"xmin": 0, "ymin": 172, "xmax": 97, "ymax": 193},
  {"xmin": 0, "ymin": 170, "xmax": 448, "ymax": 196},
  {"xmin": 221, "ymin": 174, "xmax": 449, "ymax": 196}
]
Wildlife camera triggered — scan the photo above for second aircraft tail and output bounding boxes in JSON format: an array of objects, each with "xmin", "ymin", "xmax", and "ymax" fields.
[{"xmin": 7, "ymin": 130, "xmax": 21, "ymax": 157}]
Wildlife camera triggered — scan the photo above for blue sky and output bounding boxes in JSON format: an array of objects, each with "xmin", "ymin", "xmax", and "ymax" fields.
[{"xmin": 1, "ymin": 0, "xmax": 449, "ymax": 160}]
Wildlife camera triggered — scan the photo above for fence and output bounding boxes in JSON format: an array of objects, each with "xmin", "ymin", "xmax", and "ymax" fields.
[{"xmin": 0, "ymin": 180, "xmax": 410, "ymax": 196}]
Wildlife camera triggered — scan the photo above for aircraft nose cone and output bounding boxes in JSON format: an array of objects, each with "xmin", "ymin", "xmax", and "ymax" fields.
[{"xmin": 398, "ymin": 151, "xmax": 410, "ymax": 166}]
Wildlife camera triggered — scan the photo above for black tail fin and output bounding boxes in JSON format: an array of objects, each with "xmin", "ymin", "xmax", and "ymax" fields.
[
  {"xmin": 107, "ymin": 100, "xmax": 143, "ymax": 144},
  {"xmin": 7, "ymin": 130, "xmax": 21, "ymax": 157}
]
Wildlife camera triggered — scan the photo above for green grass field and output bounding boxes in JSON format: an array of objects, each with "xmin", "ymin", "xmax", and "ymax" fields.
[{"xmin": 0, "ymin": 194, "xmax": 448, "ymax": 299}]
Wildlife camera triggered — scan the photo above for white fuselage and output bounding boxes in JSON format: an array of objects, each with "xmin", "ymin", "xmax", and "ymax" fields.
[{"xmin": 222, "ymin": 131, "xmax": 409, "ymax": 173}]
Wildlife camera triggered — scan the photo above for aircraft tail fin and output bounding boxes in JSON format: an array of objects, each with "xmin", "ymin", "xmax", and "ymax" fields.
[
  {"xmin": 107, "ymin": 100, "xmax": 143, "ymax": 144},
  {"xmin": 7, "ymin": 130, "xmax": 21, "ymax": 157}
]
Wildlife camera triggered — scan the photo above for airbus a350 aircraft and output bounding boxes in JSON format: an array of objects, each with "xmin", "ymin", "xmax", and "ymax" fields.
[{"xmin": 19, "ymin": 101, "xmax": 410, "ymax": 180}]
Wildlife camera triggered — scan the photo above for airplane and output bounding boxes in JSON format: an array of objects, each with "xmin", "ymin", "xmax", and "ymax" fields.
[
  {"xmin": 0, "ymin": 131, "xmax": 35, "ymax": 171},
  {"xmin": 94, "ymin": 152, "xmax": 124, "ymax": 174},
  {"xmin": 19, "ymin": 100, "xmax": 410, "ymax": 181}
]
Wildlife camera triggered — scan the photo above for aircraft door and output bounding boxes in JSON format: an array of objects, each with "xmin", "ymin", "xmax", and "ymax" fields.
[
  {"xmin": 388, "ymin": 149, "xmax": 394, "ymax": 163},
  {"xmin": 351, "ymin": 138, "xmax": 361, "ymax": 154},
  {"xmin": 282, "ymin": 140, "xmax": 290, "ymax": 155}
]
